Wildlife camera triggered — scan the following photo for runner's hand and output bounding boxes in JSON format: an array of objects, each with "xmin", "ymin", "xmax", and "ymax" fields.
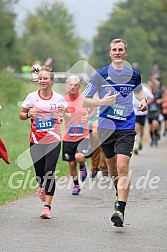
[
  {"xmin": 100, "ymin": 91, "xmax": 117, "ymax": 106},
  {"xmin": 28, "ymin": 108, "xmax": 36, "ymax": 118},
  {"xmin": 81, "ymin": 112, "xmax": 89, "ymax": 123},
  {"xmin": 138, "ymin": 99, "xmax": 147, "ymax": 112}
]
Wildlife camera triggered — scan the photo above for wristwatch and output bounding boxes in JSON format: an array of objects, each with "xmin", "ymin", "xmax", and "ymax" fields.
[
  {"xmin": 140, "ymin": 98, "xmax": 147, "ymax": 103},
  {"xmin": 26, "ymin": 112, "xmax": 30, "ymax": 118}
]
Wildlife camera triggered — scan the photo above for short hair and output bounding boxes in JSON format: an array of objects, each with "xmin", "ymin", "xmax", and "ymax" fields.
[
  {"xmin": 66, "ymin": 75, "xmax": 80, "ymax": 84},
  {"xmin": 109, "ymin": 38, "xmax": 128, "ymax": 52},
  {"xmin": 149, "ymin": 78, "xmax": 160, "ymax": 87}
]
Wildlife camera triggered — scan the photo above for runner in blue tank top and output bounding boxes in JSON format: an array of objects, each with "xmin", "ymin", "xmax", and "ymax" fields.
[{"xmin": 83, "ymin": 38, "xmax": 147, "ymax": 227}]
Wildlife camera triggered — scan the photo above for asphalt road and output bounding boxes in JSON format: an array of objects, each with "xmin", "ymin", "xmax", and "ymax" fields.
[{"xmin": 0, "ymin": 137, "xmax": 167, "ymax": 252}]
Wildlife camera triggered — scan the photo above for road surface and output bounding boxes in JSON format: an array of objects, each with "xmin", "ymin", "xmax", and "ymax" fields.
[{"xmin": 0, "ymin": 137, "xmax": 167, "ymax": 252}]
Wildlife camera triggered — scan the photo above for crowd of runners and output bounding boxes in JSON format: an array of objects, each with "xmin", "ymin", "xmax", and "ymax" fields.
[{"xmin": 18, "ymin": 38, "xmax": 167, "ymax": 228}]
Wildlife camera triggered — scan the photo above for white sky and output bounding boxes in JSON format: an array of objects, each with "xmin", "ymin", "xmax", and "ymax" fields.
[{"xmin": 14, "ymin": 0, "xmax": 117, "ymax": 40}]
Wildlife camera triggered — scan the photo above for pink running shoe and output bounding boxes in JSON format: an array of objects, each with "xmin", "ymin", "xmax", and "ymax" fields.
[
  {"xmin": 40, "ymin": 206, "xmax": 51, "ymax": 219},
  {"xmin": 38, "ymin": 187, "xmax": 45, "ymax": 202},
  {"xmin": 72, "ymin": 185, "xmax": 80, "ymax": 195}
]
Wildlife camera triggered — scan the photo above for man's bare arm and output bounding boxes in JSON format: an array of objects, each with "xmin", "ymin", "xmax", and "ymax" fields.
[{"xmin": 83, "ymin": 91, "xmax": 117, "ymax": 107}]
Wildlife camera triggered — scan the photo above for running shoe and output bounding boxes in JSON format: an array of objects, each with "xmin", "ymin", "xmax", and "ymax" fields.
[
  {"xmin": 102, "ymin": 171, "xmax": 109, "ymax": 177},
  {"xmin": 72, "ymin": 185, "xmax": 80, "ymax": 195},
  {"xmin": 163, "ymin": 129, "xmax": 167, "ymax": 136},
  {"xmin": 114, "ymin": 196, "xmax": 119, "ymax": 211},
  {"xmin": 133, "ymin": 148, "xmax": 139, "ymax": 155},
  {"xmin": 40, "ymin": 206, "xmax": 51, "ymax": 219},
  {"xmin": 150, "ymin": 139, "xmax": 158, "ymax": 147},
  {"xmin": 154, "ymin": 139, "xmax": 158, "ymax": 146},
  {"xmin": 150, "ymin": 140, "xmax": 154, "ymax": 147},
  {"xmin": 139, "ymin": 142, "xmax": 143, "ymax": 150},
  {"xmin": 91, "ymin": 167, "xmax": 100, "ymax": 179},
  {"xmin": 111, "ymin": 210, "xmax": 124, "ymax": 227},
  {"xmin": 80, "ymin": 164, "xmax": 87, "ymax": 182},
  {"xmin": 157, "ymin": 133, "xmax": 160, "ymax": 140},
  {"xmin": 38, "ymin": 187, "xmax": 45, "ymax": 202}
]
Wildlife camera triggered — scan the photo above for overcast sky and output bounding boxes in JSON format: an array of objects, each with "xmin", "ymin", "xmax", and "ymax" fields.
[{"xmin": 14, "ymin": 0, "xmax": 118, "ymax": 40}]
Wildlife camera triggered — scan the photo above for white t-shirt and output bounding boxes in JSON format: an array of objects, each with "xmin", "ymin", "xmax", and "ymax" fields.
[
  {"xmin": 22, "ymin": 90, "xmax": 67, "ymax": 144},
  {"xmin": 133, "ymin": 85, "xmax": 153, "ymax": 116}
]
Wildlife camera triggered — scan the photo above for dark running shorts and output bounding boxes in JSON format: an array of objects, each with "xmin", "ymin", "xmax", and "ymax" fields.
[
  {"xmin": 62, "ymin": 138, "xmax": 90, "ymax": 162},
  {"xmin": 135, "ymin": 115, "xmax": 146, "ymax": 126},
  {"xmin": 97, "ymin": 128, "xmax": 136, "ymax": 158},
  {"xmin": 148, "ymin": 116, "xmax": 159, "ymax": 124},
  {"xmin": 162, "ymin": 114, "xmax": 167, "ymax": 121}
]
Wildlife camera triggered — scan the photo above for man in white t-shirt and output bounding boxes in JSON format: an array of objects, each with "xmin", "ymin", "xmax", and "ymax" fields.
[{"xmin": 133, "ymin": 84, "xmax": 154, "ymax": 154}]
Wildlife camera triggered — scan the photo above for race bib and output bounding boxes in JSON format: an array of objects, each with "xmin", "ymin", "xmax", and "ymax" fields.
[
  {"xmin": 68, "ymin": 125, "xmax": 84, "ymax": 136},
  {"xmin": 149, "ymin": 103, "xmax": 159, "ymax": 112},
  {"xmin": 36, "ymin": 117, "xmax": 54, "ymax": 132},
  {"xmin": 107, "ymin": 104, "xmax": 128, "ymax": 121}
]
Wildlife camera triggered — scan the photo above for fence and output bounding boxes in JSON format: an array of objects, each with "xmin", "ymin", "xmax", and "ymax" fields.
[{"xmin": 16, "ymin": 72, "xmax": 89, "ymax": 84}]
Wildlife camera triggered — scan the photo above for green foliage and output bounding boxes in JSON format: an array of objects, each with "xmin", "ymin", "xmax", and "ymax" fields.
[
  {"xmin": 0, "ymin": 71, "xmax": 25, "ymax": 106},
  {"xmin": 19, "ymin": 1, "xmax": 80, "ymax": 71},
  {"xmin": 90, "ymin": 0, "xmax": 167, "ymax": 82},
  {"xmin": 0, "ymin": 1, "xmax": 80, "ymax": 72},
  {"xmin": 123, "ymin": 27, "xmax": 153, "ymax": 82},
  {"xmin": 162, "ymin": 0, "xmax": 167, "ymax": 11},
  {"xmin": 0, "ymin": 0, "xmax": 17, "ymax": 69},
  {"xmin": 118, "ymin": 0, "xmax": 167, "ymax": 70}
]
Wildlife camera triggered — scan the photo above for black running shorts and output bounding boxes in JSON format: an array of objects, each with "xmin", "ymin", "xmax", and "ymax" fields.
[{"xmin": 98, "ymin": 128, "xmax": 136, "ymax": 158}]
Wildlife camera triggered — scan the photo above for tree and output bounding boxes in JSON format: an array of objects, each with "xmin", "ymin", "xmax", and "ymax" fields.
[
  {"xmin": 90, "ymin": 0, "xmax": 167, "ymax": 82},
  {"xmin": 19, "ymin": 1, "xmax": 80, "ymax": 71},
  {"xmin": 162, "ymin": 0, "xmax": 167, "ymax": 11},
  {"xmin": 0, "ymin": 0, "xmax": 17, "ymax": 69},
  {"xmin": 90, "ymin": 7, "xmax": 153, "ymax": 81},
  {"xmin": 116, "ymin": 0, "xmax": 167, "ymax": 71}
]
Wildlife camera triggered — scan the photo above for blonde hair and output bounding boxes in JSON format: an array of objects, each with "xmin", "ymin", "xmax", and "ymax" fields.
[
  {"xmin": 31, "ymin": 66, "xmax": 54, "ymax": 79},
  {"xmin": 109, "ymin": 38, "xmax": 128, "ymax": 52},
  {"xmin": 149, "ymin": 78, "xmax": 160, "ymax": 87}
]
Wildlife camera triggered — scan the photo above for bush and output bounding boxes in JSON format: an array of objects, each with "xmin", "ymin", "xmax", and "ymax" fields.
[{"xmin": 0, "ymin": 71, "xmax": 26, "ymax": 106}]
